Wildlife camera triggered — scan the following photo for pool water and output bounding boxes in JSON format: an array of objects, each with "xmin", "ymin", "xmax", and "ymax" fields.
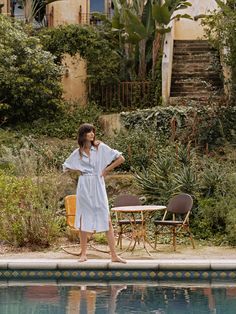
[{"xmin": 0, "ymin": 282, "xmax": 236, "ymax": 313}]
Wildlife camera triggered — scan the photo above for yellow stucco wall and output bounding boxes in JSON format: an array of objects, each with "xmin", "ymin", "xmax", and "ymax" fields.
[
  {"xmin": 1, "ymin": 0, "xmax": 10, "ymax": 14},
  {"xmin": 174, "ymin": 0, "xmax": 220, "ymax": 40},
  {"xmin": 62, "ymin": 53, "xmax": 87, "ymax": 106},
  {"xmin": 46, "ymin": 0, "xmax": 88, "ymax": 105},
  {"xmin": 47, "ymin": 0, "xmax": 88, "ymax": 27}
]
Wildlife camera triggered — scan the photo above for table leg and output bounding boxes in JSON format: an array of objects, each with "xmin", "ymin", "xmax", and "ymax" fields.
[{"xmin": 117, "ymin": 211, "xmax": 157, "ymax": 256}]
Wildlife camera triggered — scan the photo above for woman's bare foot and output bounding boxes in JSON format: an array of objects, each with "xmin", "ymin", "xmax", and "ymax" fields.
[
  {"xmin": 111, "ymin": 255, "xmax": 127, "ymax": 263},
  {"xmin": 78, "ymin": 256, "xmax": 87, "ymax": 262}
]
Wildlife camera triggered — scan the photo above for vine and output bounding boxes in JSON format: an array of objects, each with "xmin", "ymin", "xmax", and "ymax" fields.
[{"xmin": 39, "ymin": 24, "xmax": 122, "ymax": 85}]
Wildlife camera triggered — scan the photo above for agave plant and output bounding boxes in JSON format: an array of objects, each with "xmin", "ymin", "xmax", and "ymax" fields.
[
  {"xmin": 135, "ymin": 148, "xmax": 179, "ymax": 203},
  {"xmin": 199, "ymin": 160, "xmax": 227, "ymax": 197},
  {"xmin": 173, "ymin": 165, "xmax": 198, "ymax": 195},
  {"xmin": 176, "ymin": 143, "xmax": 196, "ymax": 166}
]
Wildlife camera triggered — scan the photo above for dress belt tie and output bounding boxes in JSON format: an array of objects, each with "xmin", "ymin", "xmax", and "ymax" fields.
[{"xmin": 80, "ymin": 173, "xmax": 99, "ymax": 176}]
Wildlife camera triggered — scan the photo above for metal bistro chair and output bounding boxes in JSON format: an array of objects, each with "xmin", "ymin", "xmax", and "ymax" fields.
[
  {"xmin": 154, "ymin": 193, "xmax": 195, "ymax": 251},
  {"xmin": 114, "ymin": 194, "xmax": 142, "ymax": 250}
]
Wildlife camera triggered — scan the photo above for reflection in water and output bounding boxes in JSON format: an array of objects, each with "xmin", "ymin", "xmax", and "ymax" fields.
[{"xmin": 0, "ymin": 283, "xmax": 236, "ymax": 313}]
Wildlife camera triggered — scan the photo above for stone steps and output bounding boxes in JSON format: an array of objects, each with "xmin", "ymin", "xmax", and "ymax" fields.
[
  {"xmin": 173, "ymin": 57, "xmax": 213, "ymax": 63},
  {"xmin": 172, "ymin": 80, "xmax": 221, "ymax": 87},
  {"xmin": 174, "ymin": 48, "xmax": 215, "ymax": 54},
  {"xmin": 170, "ymin": 40, "xmax": 223, "ymax": 103},
  {"xmin": 171, "ymin": 84, "xmax": 220, "ymax": 93},
  {"xmin": 173, "ymin": 65, "xmax": 215, "ymax": 72},
  {"xmin": 172, "ymin": 73, "xmax": 221, "ymax": 79},
  {"xmin": 173, "ymin": 39, "xmax": 210, "ymax": 45},
  {"xmin": 170, "ymin": 91, "xmax": 220, "ymax": 97}
]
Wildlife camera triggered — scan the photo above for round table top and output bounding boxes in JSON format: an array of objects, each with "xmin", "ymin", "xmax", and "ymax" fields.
[{"xmin": 111, "ymin": 205, "xmax": 166, "ymax": 212}]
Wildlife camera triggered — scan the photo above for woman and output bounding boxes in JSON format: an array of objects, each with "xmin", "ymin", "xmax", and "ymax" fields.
[{"xmin": 63, "ymin": 123, "xmax": 126, "ymax": 263}]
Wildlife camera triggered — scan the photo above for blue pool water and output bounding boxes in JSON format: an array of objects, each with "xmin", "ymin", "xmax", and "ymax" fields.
[{"xmin": 0, "ymin": 282, "xmax": 236, "ymax": 313}]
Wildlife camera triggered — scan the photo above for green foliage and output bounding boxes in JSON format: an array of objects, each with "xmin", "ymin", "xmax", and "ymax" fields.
[
  {"xmin": 202, "ymin": 1, "xmax": 236, "ymax": 101},
  {"xmin": 194, "ymin": 184, "xmax": 236, "ymax": 245},
  {"xmin": 0, "ymin": 135, "xmax": 74, "ymax": 175},
  {"xmin": 135, "ymin": 140, "xmax": 236, "ymax": 245},
  {"xmin": 111, "ymin": 0, "xmax": 191, "ymax": 79},
  {"xmin": 135, "ymin": 144, "xmax": 198, "ymax": 203},
  {"xmin": 39, "ymin": 24, "xmax": 121, "ymax": 85},
  {"xmin": 120, "ymin": 105, "xmax": 236, "ymax": 148},
  {"xmin": 199, "ymin": 159, "xmax": 227, "ymax": 197},
  {"xmin": 105, "ymin": 129, "xmax": 166, "ymax": 172},
  {"xmin": 93, "ymin": 233, "xmax": 108, "ymax": 245},
  {"xmin": 0, "ymin": 171, "xmax": 64, "ymax": 247},
  {"xmin": 0, "ymin": 15, "xmax": 62, "ymax": 124},
  {"xmin": 12, "ymin": 101, "xmax": 102, "ymax": 139}
]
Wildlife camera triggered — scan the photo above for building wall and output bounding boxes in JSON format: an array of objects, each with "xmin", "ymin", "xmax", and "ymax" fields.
[
  {"xmin": 62, "ymin": 53, "xmax": 87, "ymax": 106},
  {"xmin": 1, "ymin": 0, "xmax": 10, "ymax": 14},
  {"xmin": 174, "ymin": 0, "xmax": 220, "ymax": 40},
  {"xmin": 47, "ymin": 0, "xmax": 88, "ymax": 27},
  {"xmin": 46, "ymin": 0, "xmax": 89, "ymax": 105}
]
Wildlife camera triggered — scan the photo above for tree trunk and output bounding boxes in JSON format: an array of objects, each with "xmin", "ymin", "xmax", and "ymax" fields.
[
  {"xmin": 138, "ymin": 39, "xmax": 147, "ymax": 79},
  {"xmin": 152, "ymin": 32, "xmax": 162, "ymax": 79}
]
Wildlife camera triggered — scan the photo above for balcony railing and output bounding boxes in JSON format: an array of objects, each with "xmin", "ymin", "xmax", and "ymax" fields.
[{"xmin": 78, "ymin": 12, "xmax": 112, "ymax": 25}]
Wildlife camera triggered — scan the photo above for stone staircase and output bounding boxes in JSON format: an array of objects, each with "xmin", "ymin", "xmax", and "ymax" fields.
[{"xmin": 170, "ymin": 40, "xmax": 224, "ymax": 105}]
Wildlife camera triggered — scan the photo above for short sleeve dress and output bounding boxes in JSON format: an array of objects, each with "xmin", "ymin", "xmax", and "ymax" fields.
[{"xmin": 63, "ymin": 142, "xmax": 122, "ymax": 233}]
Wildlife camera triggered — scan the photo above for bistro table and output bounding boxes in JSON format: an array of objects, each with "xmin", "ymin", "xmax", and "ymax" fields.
[{"xmin": 111, "ymin": 205, "xmax": 166, "ymax": 256}]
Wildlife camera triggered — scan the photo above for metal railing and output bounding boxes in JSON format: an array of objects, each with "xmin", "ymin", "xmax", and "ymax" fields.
[
  {"xmin": 89, "ymin": 81, "xmax": 154, "ymax": 111},
  {"xmin": 78, "ymin": 12, "xmax": 112, "ymax": 25}
]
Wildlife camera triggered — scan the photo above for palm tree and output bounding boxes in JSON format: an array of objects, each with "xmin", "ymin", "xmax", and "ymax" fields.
[
  {"xmin": 111, "ymin": 0, "xmax": 192, "ymax": 79},
  {"xmin": 23, "ymin": 0, "xmax": 59, "ymax": 24}
]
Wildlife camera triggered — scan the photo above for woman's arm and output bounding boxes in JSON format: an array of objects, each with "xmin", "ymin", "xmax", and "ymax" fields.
[{"xmin": 101, "ymin": 155, "xmax": 125, "ymax": 177}]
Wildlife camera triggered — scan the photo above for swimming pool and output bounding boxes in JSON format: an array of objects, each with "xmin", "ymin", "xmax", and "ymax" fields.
[{"xmin": 1, "ymin": 282, "xmax": 236, "ymax": 313}]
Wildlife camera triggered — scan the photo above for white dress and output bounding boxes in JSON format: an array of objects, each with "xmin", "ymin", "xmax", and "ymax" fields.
[{"xmin": 63, "ymin": 143, "xmax": 122, "ymax": 233}]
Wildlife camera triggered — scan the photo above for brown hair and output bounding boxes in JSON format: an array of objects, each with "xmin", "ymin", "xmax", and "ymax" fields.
[{"xmin": 77, "ymin": 123, "xmax": 97, "ymax": 156}]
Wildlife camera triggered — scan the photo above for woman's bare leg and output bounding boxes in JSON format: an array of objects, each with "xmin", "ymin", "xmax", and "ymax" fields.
[
  {"xmin": 106, "ymin": 220, "xmax": 126, "ymax": 263},
  {"xmin": 79, "ymin": 231, "xmax": 88, "ymax": 262}
]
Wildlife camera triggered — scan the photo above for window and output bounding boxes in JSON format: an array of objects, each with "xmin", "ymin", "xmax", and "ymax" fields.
[{"xmin": 90, "ymin": 0, "xmax": 104, "ymax": 13}]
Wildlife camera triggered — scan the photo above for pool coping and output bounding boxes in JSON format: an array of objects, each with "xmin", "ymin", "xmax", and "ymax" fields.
[
  {"xmin": 1, "ymin": 259, "xmax": 236, "ymax": 270},
  {"xmin": 1, "ymin": 259, "xmax": 236, "ymax": 281}
]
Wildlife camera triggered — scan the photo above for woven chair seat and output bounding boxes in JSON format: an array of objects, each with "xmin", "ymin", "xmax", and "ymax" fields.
[
  {"xmin": 118, "ymin": 219, "xmax": 143, "ymax": 225},
  {"xmin": 154, "ymin": 220, "xmax": 184, "ymax": 226}
]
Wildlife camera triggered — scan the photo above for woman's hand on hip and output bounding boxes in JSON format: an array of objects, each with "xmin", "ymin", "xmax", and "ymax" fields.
[{"xmin": 101, "ymin": 168, "xmax": 109, "ymax": 177}]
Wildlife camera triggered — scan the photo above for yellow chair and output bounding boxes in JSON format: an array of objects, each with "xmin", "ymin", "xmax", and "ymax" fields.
[
  {"xmin": 65, "ymin": 195, "xmax": 80, "ymax": 239},
  {"xmin": 61, "ymin": 195, "xmax": 81, "ymax": 255}
]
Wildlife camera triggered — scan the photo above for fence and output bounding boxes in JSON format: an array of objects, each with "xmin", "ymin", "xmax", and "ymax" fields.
[{"xmin": 89, "ymin": 81, "xmax": 154, "ymax": 112}]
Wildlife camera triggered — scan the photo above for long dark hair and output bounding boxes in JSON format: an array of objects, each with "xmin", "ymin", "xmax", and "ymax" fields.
[{"xmin": 77, "ymin": 123, "xmax": 97, "ymax": 156}]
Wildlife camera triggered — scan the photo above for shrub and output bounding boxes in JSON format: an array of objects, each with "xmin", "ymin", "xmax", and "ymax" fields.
[
  {"xmin": 120, "ymin": 105, "xmax": 236, "ymax": 148},
  {"xmin": 194, "ymin": 188, "xmax": 236, "ymax": 245},
  {"xmin": 135, "ymin": 143, "xmax": 236, "ymax": 245},
  {"xmin": 0, "ymin": 15, "xmax": 63, "ymax": 124},
  {"xmin": 104, "ymin": 129, "xmax": 167, "ymax": 172},
  {"xmin": 16, "ymin": 101, "xmax": 102, "ymax": 139},
  {"xmin": 0, "ymin": 171, "xmax": 65, "ymax": 247}
]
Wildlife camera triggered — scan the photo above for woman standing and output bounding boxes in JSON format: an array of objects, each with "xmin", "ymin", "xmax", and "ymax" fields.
[{"xmin": 63, "ymin": 123, "xmax": 126, "ymax": 263}]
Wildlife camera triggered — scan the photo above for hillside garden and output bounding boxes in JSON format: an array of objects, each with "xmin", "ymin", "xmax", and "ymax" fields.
[{"xmin": 0, "ymin": 0, "xmax": 236, "ymax": 250}]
